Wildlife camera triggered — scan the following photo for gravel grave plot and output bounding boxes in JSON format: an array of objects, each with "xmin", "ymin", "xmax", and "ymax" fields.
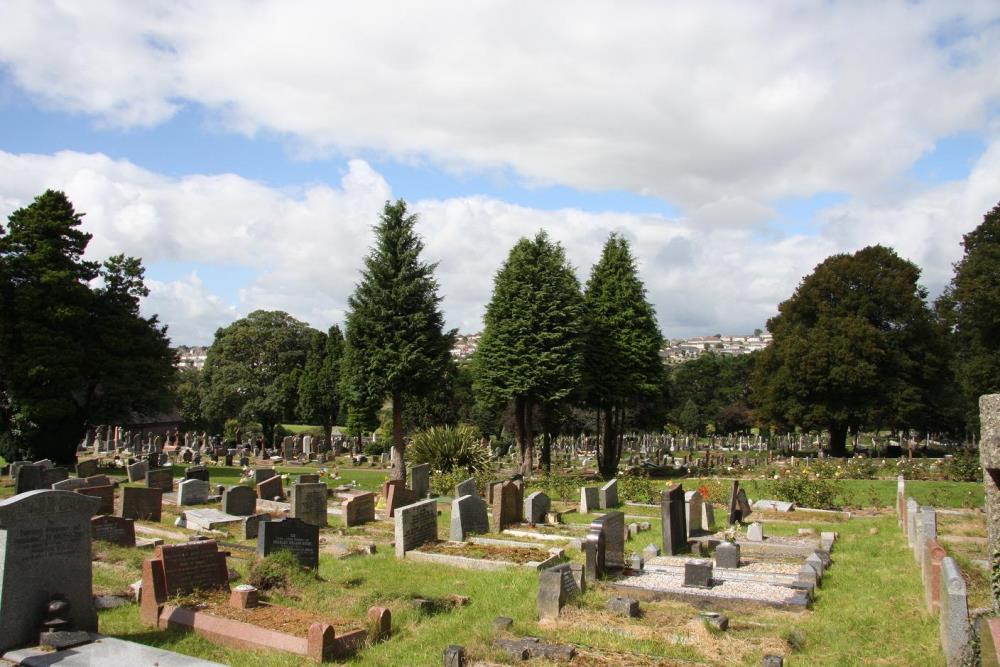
[
  {"xmin": 615, "ymin": 570, "xmax": 802, "ymax": 604},
  {"xmin": 647, "ymin": 555, "xmax": 800, "ymax": 575}
]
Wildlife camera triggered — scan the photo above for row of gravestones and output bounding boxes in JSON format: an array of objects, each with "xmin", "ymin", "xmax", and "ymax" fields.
[
  {"xmin": 897, "ymin": 480, "xmax": 969, "ymax": 667},
  {"xmin": 579, "ymin": 478, "xmax": 619, "ymax": 513}
]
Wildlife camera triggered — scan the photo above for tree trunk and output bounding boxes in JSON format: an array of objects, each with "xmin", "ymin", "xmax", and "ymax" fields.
[
  {"xmin": 541, "ymin": 430, "xmax": 551, "ymax": 473},
  {"xmin": 522, "ymin": 399, "xmax": 535, "ymax": 477},
  {"xmin": 391, "ymin": 390, "xmax": 405, "ymax": 481},
  {"xmin": 598, "ymin": 401, "xmax": 618, "ymax": 479},
  {"xmin": 828, "ymin": 422, "xmax": 848, "ymax": 457},
  {"xmin": 513, "ymin": 395, "xmax": 527, "ymax": 462}
]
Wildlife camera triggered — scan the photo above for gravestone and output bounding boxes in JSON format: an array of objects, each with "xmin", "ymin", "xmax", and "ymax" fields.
[
  {"xmin": 222, "ymin": 486, "xmax": 257, "ymax": 516},
  {"xmin": 0, "ymin": 490, "xmax": 100, "ymax": 652},
  {"xmin": 52, "ymin": 478, "xmax": 87, "ymax": 492},
  {"xmin": 410, "ymin": 463, "xmax": 430, "ymax": 498},
  {"xmin": 121, "ymin": 486, "xmax": 162, "ymax": 521},
  {"xmin": 253, "ymin": 468, "xmax": 277, "ymax": 485},
  {"xmin": 83, "ymin": 474, "xmax": 112, "ymax": 488},
  {"xmin": 299, "ymin": 473, "xmax": 319, "ymax": 484},
  {"xmin": 524, "ymin": 491, "xmax": 551, "ymax": 524},
  {"xmin": 75, "ymin": 459, "xmax": 98, "ymax": 479},
  {"xmin": 127, "ymin": 460, "xmax": 149, "ymax": 483},
  {"xmin": 906, "ymin": 497, "xmax": 919, "ymax": 547},
  {"xmin": 384, "ymin": 480, "xmax": 419, "ymax": 517},
  {"xmin": 685, "ymin": 491, "xmax": 703, "ymax": 537},
  {"xmin": 42, "ymin": 467, "xmax": 69, "ymax": 487},
  {"xmin": 455, "ymin": 478, "xmax": 478, "ymax": 498},
  {"xmin": 537, "ymin": 562, "xmax": 582, "ymax": 620},
  {"xmin": 702, "ymin": 502, "xmax": 716, "ymax": 532},
  {"xmin": 661, "ymin": 484, "xmax": 688, "ymax": 555},
  {"xmin": 256, "ymin": 475, "xmax": 284, "ymax": 501},
  {"xmin": 140, "ymin": 540, "xmax": 229, "ymax": 626},
  {"xmin": 291, "ymin": 482, "xmax": 328, "ymax": 527},
  {"xmin": 736, "ymin": 488, "xmax": 752, "ymax": 520},
  {"xmin": 450, "ymin": 494, "xmax": 489, "ymax": 541},
  {"xmin": 342, "ymin": 491, "xmax": 376, "ymax": 526},
  {"xmin": 579, "ymin": 487, "xmax": 598, "ymax": 514},
  {"xmin": 257, "ymin": 517, "xmax": 320, "ymax": 568},
  {"xmin": 184, "ymin": 508, "xmax": 244, "ymax": 532},
  {"xmin": 598, "ymin": 479, "xmax": 619, "ymax": 509},
  {"xmin": 242, "ymin": 513, "xmax": 269, "ymax": 540},
  {"xmin": 584, "ymin": 528, "xmax": 606, "ymax": 581},
  {"xmin": 747, "ymin": 522, "xmax": 765, "ymax": 541},
  {"xmin": 76, "ymin": 485, "xmax": 114, "ymax": 515},
  {"xmin": 184, "ymin": 465, "xmax": 210, "ymax": 482},
  {"xmin": 394, "ymin": 498, "xmax": 439, "ymax": 557},
  {"xmin": 727, "ymin": 480, "xmax": 742, "ymax": 524},
  {"xmin": 591, "ymin": 511, "xmax": 625, "ymax": 572},
  {"xmin": 177, "ymin": 478, "xmax": 210, "ymax": 506},
  {"xmin": 91, "ymin": 515, "xmax": 136, "ymax": 547},
  {"xmin": 146, "ymin": 467, "xmax": 174, "ymax": 492},
  {"xmin": 939, "ymin": 556, "xmax": 970, "ymax": 666},
  {"xmin": 15, "ymin": 464, "xmax": 44, "ymax": 494},
  {"xmin": 715, "ymin": 541, "xmax": 741, "ymax": 569},
  {"xmin": 491, "ymin": 480, "xmax": 519, "ymax": 533},
  {"xmin": 980, "ymin": 394, "xmax": 1000, "ymax": 597},
  {"xmin": 684, "ymin": 560, "xmax": 713, "ymax": 588}
]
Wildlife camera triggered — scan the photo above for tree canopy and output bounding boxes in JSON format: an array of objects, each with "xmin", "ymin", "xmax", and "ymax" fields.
[
  {"xmin": 342, "ymin": 199, "xmax": 454, "ymax": 480},
  {"xmin": 201, "ymin": 310, "xmax": 315, "ymax": 442},
  {"xmin": 754, "ymin": 245, "xmax": 952, "ymax": 455},
  {"xmin": 297, "ymin": 325, "xmax": 344, "ymax": 438},
  {"xmin": 0, "ymin": 190, "xmax": 175, "ymax": 463},
  {"xmin": 670, "ymin": 352, "xmax": 755, "ymax": 435},
  {"xmin": 474, "ymin": 231, "xmax": 584, "ymax": 475}
]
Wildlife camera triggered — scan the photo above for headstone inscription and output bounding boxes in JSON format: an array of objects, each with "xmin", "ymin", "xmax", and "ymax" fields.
[
  {"xmin": 257, "ymin": 518, "xmax": 320, "ymax": 568},
  {"xmin": 91, "ymin": 515, "xmax": 136, "ymax": 547},
  {"xmin": 661, "ymin": 484, "xmax": 688, "ymax": 555},
  {"xmin": 450, "ymin": 494, "xmax": 489, "ymax": 541},
  {"xmin": 291, "ymin": 482, "xmax": 329, "ymax": 527},
  {"xmin": 0, "ymin": 490, "xmax": 101, "ymax": 652},
  {"xmin": 395, "ymin": 498, "xmax": 439, "ymax": 557},
  {"xmin": 222, "ymin": 485, "xmax": 257, "ymax": 516},
  {"xmin": 121, "ymin": 486, "xmax": 162, "ymax": 521},
  {"xmin": 139, "ymin": 540, "xmax": 230, "ymax": 626}
]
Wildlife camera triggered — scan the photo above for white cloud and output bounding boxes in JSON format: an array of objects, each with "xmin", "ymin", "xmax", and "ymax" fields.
[
  {"xmin": 1, "ymin": 1, "xmax": 998, "ymax": 215},
  {"xmin": 3, "ymin": 149, "xmax": 996, "ymax": 345}
]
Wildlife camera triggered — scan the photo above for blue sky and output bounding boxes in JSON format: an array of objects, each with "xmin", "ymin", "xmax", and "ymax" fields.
[{"xmin": 0, "ymin": 2, "xmax": 998, "ymax": 343}]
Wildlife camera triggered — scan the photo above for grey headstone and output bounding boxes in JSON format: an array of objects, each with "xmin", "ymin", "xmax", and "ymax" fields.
[
  {"xmin": 715, "ymin": 541, "xmax": 740, "ymax": 569},
  {"xmin": 685, "ymin": 491, "xmax": 703, "ymax": 537},
  {"xmin": 177, "ymin": 478, "xmax": 210, "ymax": 506},
  {"xmin": 450, "ymin": 494, "xmax": 488, "ymax": 541},
  {"xmin": 702, "ymin": 501, "xmax": 716, "ymax": 531},
  {"xmin": 291, "ymin": 482, "xmax": 328, "ymax": 527},
  {"xmin": 579, "ymin": 487, "xmax": 598, "ymax": 514},
  {"xmin": 454, "ymin": 478, "xmax": 477, "ymax": 499},
  {"xmin": 683, "ymin": 559, "xmax": 713, "ymax": 589},
  {"xmin": 939, "ymin": 557, "xmax": 970, "ymax": 666},
  {"xmin": 746, "ymin": 522, "xmax": 765, "ymax": 542},
  {"xmin": 52, "ymin": 478, "xmax": 88, "ymax": 492},
  {"xmin": 253, "ymin": 468, "xmax": 277, "ymax": 485},
  {"xmin": 127, "ymin": 460, "xmax": 149, "ymax": 484},
  {"xmin": 15, "ymin": 464, "xmax": 44, "ymax": 494},
  {"xmin": 524, "ymin": 491, "xmax": 551, "ymax": 524},
  {"xmin": 222, "ymin": 486, "xmax": 257, "ymax": 516},
  {"xmin": 598, "ymin": 479, "xmax": 619, "ymax": 509},
  {"xmin": 395, "ymin": 497, "xmax": 438, "ymax": 557},
  {"xmin": 410, "ymin": 463, "xmax": 431, "ymax": 498},
  {"xmin": 591, "ymin": 511, "xmax": 625, "ymax": 572},
  {"xmin": 184, "ymin": 465, "xmax": 210, "ymax": 482},
  {"xmin": 444, "ymin": 644, "xmax": 466, "ymax": 667},
  {"xmin": 242, "ymin": 513, "xmax": 269, "ymax": 540},
  {"xmin": 642, "ymin": 543, "xmax": 660, "ymax": 560},
  {"xmin": 606, "ymin": 596, "xmax": 640, "ymax": 617}
]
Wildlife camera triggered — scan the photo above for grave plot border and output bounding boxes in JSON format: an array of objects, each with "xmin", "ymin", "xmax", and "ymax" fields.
[
  {"xmin": 607, "ymin": 575, "xmax": 811, "ymax": 611},
  {"xmin": 404, "ymin": 547, "xmax": 563, "ymax": 572}
]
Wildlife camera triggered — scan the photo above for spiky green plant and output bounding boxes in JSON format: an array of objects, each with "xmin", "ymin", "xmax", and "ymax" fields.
[{"xmin": 409, "ymin": 424, "xmax": 489, "ymax": 473}]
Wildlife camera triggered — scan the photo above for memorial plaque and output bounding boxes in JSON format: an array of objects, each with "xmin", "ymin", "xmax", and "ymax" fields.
[
  {"xmin": 257, "ymin": 517, "xmax": 319, "ymax": 567},
  {"xmin": 395, "ymin": 497, "xmax": 439, "ymax": 557},
  {"xmin": 91, "ymin": 514, "xmax": 136, "ymax": 547},
  {"xmin": 222, "ymin": 485, "xmax": 257, "ymax": 516},
  {"xmin": 342, "ymin": 491, "xmax": 376, "ymax": 526},
  {"xmin": 256, "ymin": 475, "xmax": 284, "ymax": 500},
  {"xmin": 146, "ymin": 467, "xmax": 174, "ymax": 492},
  {"xmin": 76, "ymin": 484, "xmax": 114, "ymax": 515},
  {"xmin": 121, "ymin": 486, "xmax": 162, "ymax": 521},
  {"xmin": 291, "ymin": 482, "xmax": 328, "ymax": 527},
  {"xmin": 0, "ymin": 490, "xmax": 101, "ymax": 652},
  {"xmin": 184, "ymin": 465, "xmax": 210, "ymax": 482}
]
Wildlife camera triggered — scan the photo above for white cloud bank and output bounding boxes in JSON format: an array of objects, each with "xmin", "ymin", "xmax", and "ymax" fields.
[{"xmin": 1, "ymin": 149, "xmax": 997, "ymax": 344}]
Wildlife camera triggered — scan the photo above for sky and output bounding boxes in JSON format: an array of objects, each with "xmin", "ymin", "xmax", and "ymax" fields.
[{"xmin": 1, "ymin": 2, "xmax": 999, "ymax": 345}]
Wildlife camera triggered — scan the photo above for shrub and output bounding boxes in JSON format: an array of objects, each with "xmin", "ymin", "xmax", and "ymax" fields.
[
  {"xmin": 945, "ymin": 452, "xmax": 982, "ymax": 482},
  {"xmin": 409, "ymin": 425, "xmax": 489, "ymax": 474},
  {"xmin": 363, "ymin": 440, "xmax": 388, "ymax": 457},
  {"xmin": 247, "ymin": 551, "xmax": 300, "ymax": 591},
  {"xmin": 430, "ymin": 467, "xmax": 494, "ymax": 498},
  {"xmin": 618, "ymin": 472, "xmax": 656, "ymax": 504},
  {"xmin": 767, "ymin": 475, "xmax": 841, "ymax": 510},
  {"xmin": 532, "ymin": 472, "xmax": 585, "ymax": 503}
]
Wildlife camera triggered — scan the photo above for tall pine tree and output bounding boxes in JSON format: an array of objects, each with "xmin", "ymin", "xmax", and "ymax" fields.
[
  {"xmin": 474, "ymin": 231, "xmax": 584, "ymax": 476},
  {"xmin": 583, "ymin": 234, "xmax": 663, "ymax": 478},
  {"xmin": 343, "ymin": 200, "xmax": 453, "ymax": 480},
  {"xmin": 297, "ymin": 325, "xmax": 344, "ymax": 441}
]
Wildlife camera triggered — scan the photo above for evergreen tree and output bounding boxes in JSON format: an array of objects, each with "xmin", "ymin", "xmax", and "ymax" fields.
[
  {"xmin": 582, "ymin": 234, "xmax": 664, "ymax": 478},
  {"xmin": 474, "ymin": 231, "xmax": 584, "ymax": 476},
  {"xmin": 754, "ymin": 245, "xmax": 952, "ymax": 456},
  {"xmin": 342, "ymin": 200, "xmax": 454, "ymax": 480},
  {"xmin": 297, "ymin": 325, "xmax": 344, "ymax": 440},
  {"xmin": 937, "ymin": 201, "xmax": 1000, "ymax": 433}
]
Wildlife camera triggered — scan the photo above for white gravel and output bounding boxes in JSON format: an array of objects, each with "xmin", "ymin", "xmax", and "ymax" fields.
[
  {"xmin": 617, "ymin": 570, "xmax": 801, "ymax": 604},
  {"xmin": 647, "ymin": 555, "xmax": 800, "ymax": 575}
]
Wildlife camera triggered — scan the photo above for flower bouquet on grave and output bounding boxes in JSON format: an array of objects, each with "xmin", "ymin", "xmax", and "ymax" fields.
[{"xmin": 723, "ymin": 523, "xmax": 741, "ymax": 543}]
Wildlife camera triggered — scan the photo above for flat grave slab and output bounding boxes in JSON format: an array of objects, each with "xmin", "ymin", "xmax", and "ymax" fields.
[
  {"xmin": 184, "ymin": 508, "xmax": 245, "ymax": 532},
  {"xmin": 3, "ymin": 635, "xmax": 225, "ymax": 666},
  {"xmin": 610, "ymin": 570, "xmax": 810, "ymax": 610}
]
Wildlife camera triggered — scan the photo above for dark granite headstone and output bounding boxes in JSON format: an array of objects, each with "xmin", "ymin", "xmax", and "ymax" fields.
[
  {"xmin": 222, "ymin": 485, "xmax": 257, "ymax": 516},
  {"xmin": 683, "ymin": 559, "xmax": 713, "ymax": 588},
  {"xmin": 121, "ymin": 486, "xmax": 162, "ymax": 521},
  {"xmin": 76, "ymin": 485, "xmax": 114, "ymax": 515},
  {"xmin": 91, "ymin": 515, "xmax": 136, "ymax": 547},
  {"xmin": 256, "ymin": 475, "xmax": 284, "ymax": 500},
  {"xmin": 75, "ymin": 459, "xmax": 99, "ymax": 479},
  {"xmin": 661, "ymin": 484, "xmax": 688, "ymax": 555},
  {"xmin": 257, "ymin": 517, "xmax": 319, "ymax": 568},
  {"xmin": 146, "ymin": 467, "xmax": 174, "ymax": 492},
  {"xmin": 184, "ymin": 465, "xmax": 210, "ymax": 482},
  {"xmin": 591, "ymin": 511, "xmax": 625, "ymax": 572},
  {"xmin": 584, "ymin": 527, "xmax": 606, "ymax": 581},
  {"xmin": 15, "ymin": 464, "xmax": 44, "ymax": 494}
]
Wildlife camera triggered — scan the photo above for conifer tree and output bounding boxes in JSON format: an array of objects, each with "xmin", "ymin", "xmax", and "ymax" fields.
[
  {"xmin": 582, "ymin": 234, "xmax": 664, "ymax": 478},
  {"xmin": 297, "ymin": 325, "xmax": 344, "ymax": 441},
  {"xmin": 343, "ymin": 200, "xmax": 454, "ymax": 480},
  {"xmin": 474, "ymin": 231, "xmax": 584, "ymax": 476}
]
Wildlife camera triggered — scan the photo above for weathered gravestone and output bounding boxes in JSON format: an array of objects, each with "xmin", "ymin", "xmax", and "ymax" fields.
[
  {"xmin": 52, "ymin": 478, "xmax": 87, "ymax": 492},
  {"xmin": 342, "ymin": 491, "xmax": 376, "ymax": 527},
  {"xmin": 253, "ymin": 468, "xmax": 277, "ymax": 485},
  {"xmin": 980, "ymin": 394, "xmax": 1000, "ymax": 611},
  {"xmin": 410, "ymin": 463, "xmax": 430, "ymax": 498},
  {"xmin": 91, "ymin": 515, "xmax": 136, "ymax": 547},
  {"xmin": 747, "ymin": 522, "xmax": 765, "ymax": 542},
  {"xmin": 715, "ymin": 541, "xmax": 741, "ymax": 569},
  {"xmin": 491, "ymin": 481, "xmax": 520, "ymax": 533},
  {"xmin": 256, "ymin": 474, "xmax": 284, "ymax": 501},
  {"xmin": 579, "ymin": 486, "xmax": 598, "ymax": 514},
  {"xmin": 0, "ymin": 490, "xmax": 101, "ymax": 652},
  {"xmin": 450, "ymin": 494, "xmax": 489, "ymax": 541},
  {"xmin": 598, "ymin": 479, "xmax": 619, "ymax": 509},
  {"xmin": 298, "ymin": 473, "xmax": 319, "ymax": 484},
  {"xmin": 727, "ymin": 480, "xmax": 742, "ymax": 525},
  {"xmin": 121, "ymin": 486, "xmax": 162, "ymax": 521},
  {"xmin": 76, "ymin": 484, "xmax": 114, "ymax": 515},
  {"xmin": 74, "ymin": 459, "xmax": 98, "ymax": 479},
  {"xmin": 661, "ymin": 484, "xmax": 688, "ymax": 555},
  {"xmin": 140, "ymin": 540, "xmax": 229, "ymax": 626},
  {"xmin": 524, "ymin": 491, "xmax": 551, "ymax": 524},
  {"xmin": 257, "ymin": 517, "xmax": 320, "ymax": 568},
  {"xmin": 384, "ymin": 479, "xmax": 419, "ymax": 517},
  {"xmin": 83, "ymin": 474, "xmax": 112, "ymax": 488},
  {"xmin": 15, "ymin": 464, "xmax": 44, "ymax": 494},
  {"xmin": 184, "ymin": 465, "xmax": 210, "ymax": 483},
  {"xmin": 395, "ymin": 498, "xmax": 439, "ymax": 557},
  {"xmin": 685, "ymin": 491, "xmax": 704, "ymax": 537},
  {"xmin": 222, "ymin": 485, "xmax": 257, "ymax": 516},
  {"xmin": 146, "ymin": 467, "xmax": 174, "ymax": 492},
  {"xmin": 291, "ymin": 482, "xmax": 329, "ymax": 527},
  {"xmin": 537, "ymin": 562, "xmax": 583, "ymax": 620},
  {"xmin": 684, "ymin": 559, "xmax": 713, "ymax": 589},
  {"xmin": 584, "ymin": 527, "xmax": 606, "ymax": 581},
  {"xmin": 590, "ymin": 512, "xmax": 625, "ymax": 572},
  {"xmin": 939, "ymin": 556, "xmax": 970, "ymax": 667},
  {"xmin": 242, "ymin": 513, "xmax": 269, "ymax": 540},
  {"xmin": 177, "ymin": 478, "xmax": 210, "ymax": 506},
  {"xmin": 455, "ymin": 478, "xmax": 478, "ymax": 498},
  {"xmin": 126, "ymin": 460, "xmax": 149, "ymax": 484}
]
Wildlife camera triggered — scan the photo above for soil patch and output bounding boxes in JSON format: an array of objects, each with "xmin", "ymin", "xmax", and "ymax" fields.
[
  {"xmin": 170, "ymin": 590, "xmax": 360, "ymax": 638},
  {"xmin": 416, "ymin": 541, "xmax": 551, "ymax": 564}
]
